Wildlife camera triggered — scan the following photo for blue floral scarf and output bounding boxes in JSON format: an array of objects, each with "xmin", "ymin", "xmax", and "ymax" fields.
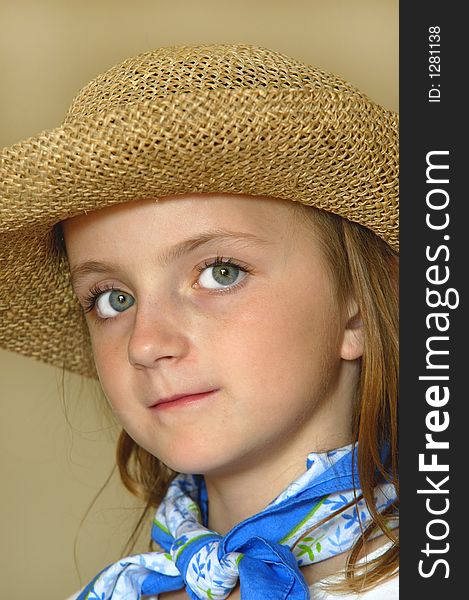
[{"xmin": 74, "ymin": 444, "xmax": 396, "ymax": 599}]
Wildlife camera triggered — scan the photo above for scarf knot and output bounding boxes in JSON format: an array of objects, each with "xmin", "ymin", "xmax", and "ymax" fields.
[{"xmin": 171, "ymin": 533, "xmax": 239, "ymax": 598}]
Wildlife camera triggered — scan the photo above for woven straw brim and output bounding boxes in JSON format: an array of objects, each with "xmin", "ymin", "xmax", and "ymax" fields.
[{"xmin": 0, "ymin": 45, "xmax": 398, "ymax": 378}]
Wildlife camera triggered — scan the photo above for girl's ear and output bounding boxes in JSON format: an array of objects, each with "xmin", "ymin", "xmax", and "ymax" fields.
[{"xmin": 340, "ymin": 299, "xmax": 364, "ymax": 361}]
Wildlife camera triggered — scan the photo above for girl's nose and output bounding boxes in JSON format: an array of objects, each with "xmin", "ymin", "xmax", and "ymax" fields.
[{"xmin": 127, "ymin": 300, "xmax": 190, "ymax": 369}]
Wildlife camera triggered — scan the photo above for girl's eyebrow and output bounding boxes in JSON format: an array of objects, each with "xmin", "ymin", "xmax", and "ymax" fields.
[{"xmin": 70, "ymin": 229, "xmax": 271, "ymax": 288}]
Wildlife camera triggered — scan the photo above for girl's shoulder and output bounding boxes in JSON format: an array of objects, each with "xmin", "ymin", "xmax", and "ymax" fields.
[
  {"xmin": 309, "ymin": 574, "xmax": 398, "ymax": 600},
  {"xmin": 309, "ymin": 542, "xmax": 398, "ymax": 600}
]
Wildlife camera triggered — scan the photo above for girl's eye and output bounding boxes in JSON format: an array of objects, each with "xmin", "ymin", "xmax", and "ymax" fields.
[
  {"xmin": 196, "ymin": 257, "xmax": 251, "ymax": 292},
  {"xmin": 84, "ymin": 287, "xmax": 135, "ymax": 320}
]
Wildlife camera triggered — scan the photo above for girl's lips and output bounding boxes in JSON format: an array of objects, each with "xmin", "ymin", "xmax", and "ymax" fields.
[{"xmin": 150, "ymin": 389, "xmax": 219, "ymax": 410}]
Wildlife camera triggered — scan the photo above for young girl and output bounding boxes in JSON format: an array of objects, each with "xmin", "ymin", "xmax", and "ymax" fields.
[{"xmin": 0, "ymin": 45, "xmax": 398, "ymax": 599}]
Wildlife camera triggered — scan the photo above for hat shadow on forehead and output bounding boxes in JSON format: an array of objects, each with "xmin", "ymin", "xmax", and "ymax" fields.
[{"xmin": 0, "ymin": 43, "xmax": 398, "ymax": 377}]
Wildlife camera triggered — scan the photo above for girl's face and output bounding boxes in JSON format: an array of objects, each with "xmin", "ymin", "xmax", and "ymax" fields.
[{"xmin": 63, "ymin": 194, "xmax": 363, "ymax": 476}]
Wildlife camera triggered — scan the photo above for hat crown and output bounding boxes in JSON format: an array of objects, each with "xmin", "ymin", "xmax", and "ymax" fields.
[{"xmin": 63, "ymin": 44, "xmax": 366, "ymax": 124}]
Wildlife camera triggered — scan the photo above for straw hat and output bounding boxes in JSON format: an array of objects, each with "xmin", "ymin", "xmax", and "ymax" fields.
[{"xmin": 0, "ymin": 44, "xmax": 398, "ymax": 378}]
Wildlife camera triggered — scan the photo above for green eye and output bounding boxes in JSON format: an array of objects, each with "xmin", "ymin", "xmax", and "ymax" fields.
[
  {"xmin": 198, "ymin": 261, "xmax": 245, "ymax": 290},
  {"xmin": 96, "ymin": 289, "xmax": 135, "ymax": 318}
]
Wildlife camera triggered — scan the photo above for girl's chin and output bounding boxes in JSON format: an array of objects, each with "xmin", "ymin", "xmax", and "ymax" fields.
[
  {"xmin": 155, "ymin": 455, "xmax": 238, "ymax": 477},
  {"xmin": 145, "ymin": 444, "xmax": 252, "ymax": 478}
]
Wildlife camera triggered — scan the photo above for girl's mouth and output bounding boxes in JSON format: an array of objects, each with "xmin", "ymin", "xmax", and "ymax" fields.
[{"xmin": 150, "ymin": 389, "xmax": 219, "ymax": 410}]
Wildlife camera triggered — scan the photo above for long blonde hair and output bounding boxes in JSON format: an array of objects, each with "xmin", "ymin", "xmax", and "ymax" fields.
[{"xmin": 112, "ymin": 201, "xmax": 399, "ymax": 593}]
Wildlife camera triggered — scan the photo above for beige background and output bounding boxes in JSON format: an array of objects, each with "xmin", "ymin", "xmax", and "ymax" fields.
[{"xmin": 0, "ymin": 1, "xmax": 398, "ymax": 598}]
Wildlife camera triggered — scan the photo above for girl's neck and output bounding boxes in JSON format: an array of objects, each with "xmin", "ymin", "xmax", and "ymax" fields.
[
  {"xmin": 205, "ymin": 453, "xmax": 303, "ymax": 534},
  {"xmin": 204, "ymin": 432, "xmax": 352, "ymax": 535}
]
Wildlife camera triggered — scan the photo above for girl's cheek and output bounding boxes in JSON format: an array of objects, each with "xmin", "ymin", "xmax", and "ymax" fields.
[
  {"xmin": 187, "ymin": 291, "xmax": 248, "ymax": 318},
  {"xmin": 90, "ymin": 332, "xmax": 125, "ymax": 379}
]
